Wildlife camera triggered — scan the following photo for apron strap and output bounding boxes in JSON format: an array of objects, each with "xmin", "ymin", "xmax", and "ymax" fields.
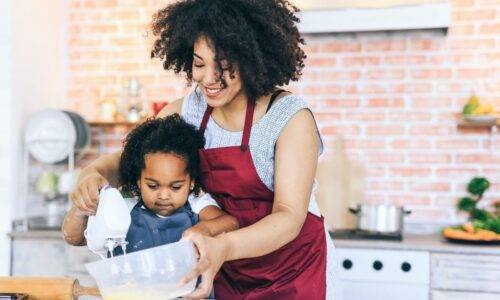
[
  {"xmin": 265, "ymin": 89, "xmax": 286, "ymax": 113},
  {"xmin": 240, "ymin": 100, "xmax": 255, "ymax": 151},
  {"xmin": 199, "ymin": 100, "xmax": 256, "ymax": 152},
  {"xmin": 199, "ymin": 106, "xmax": 213, "ymax": 134}
]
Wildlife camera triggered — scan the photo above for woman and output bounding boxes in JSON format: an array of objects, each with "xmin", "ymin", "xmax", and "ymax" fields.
[{"xmin": 71, "ymin": 0, "xmax": 335, "ymax": 298}]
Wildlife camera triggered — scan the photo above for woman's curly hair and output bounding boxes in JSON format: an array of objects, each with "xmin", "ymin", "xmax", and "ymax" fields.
[
  {"xmin": 151, "ymin": 0, "xmax": 306, "ymax": 102},
  {"xmin": 118, "ymin": 114, "xmax": 205, "ymax": 197}
]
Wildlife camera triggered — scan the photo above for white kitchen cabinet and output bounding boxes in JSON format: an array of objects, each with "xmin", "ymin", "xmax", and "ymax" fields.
[
  {"xmin": 432, "ymin": 290, "xmax": 500, "ymax": 300},
  {"xmin": 334, "ymin": 235, "xmax": 500, "ymax": 300},
  {"xmin": 11, "ymin": 238, "xmax": 68, "ymax": 276},
  {"xmin": 11, "ymin": 235, "xmax": 98, "ymax": 286},
  {"xmin": 431, "ymin": 253, "xmax": 500, "ymax": 294}
]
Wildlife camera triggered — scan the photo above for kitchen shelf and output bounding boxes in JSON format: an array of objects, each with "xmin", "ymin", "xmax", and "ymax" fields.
[
  {"xmin": 457, "ymin": 118, "xmax": 499, "ymax": 129},
  {"xmin": 88, "ymin": 121, "xmax": 138, "ymax": 127}
]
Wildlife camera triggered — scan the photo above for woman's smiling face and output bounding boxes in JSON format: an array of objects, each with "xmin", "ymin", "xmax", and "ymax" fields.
[{"xmin": 192, "ymin": 36, "xmax": 245, "ymax": 108}]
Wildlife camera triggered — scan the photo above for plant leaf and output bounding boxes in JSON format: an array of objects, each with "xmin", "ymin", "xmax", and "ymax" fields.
[
  {"xmin": 467, "ymin": 177, "xmax": 490, "ymax": 196},
  {"xmin": 458, "ymin": 197, "xmax": 476, "ymax": 212},
  {"xmin": 471, "ymin": 209, "xmax": 491, "ymax": 222}
]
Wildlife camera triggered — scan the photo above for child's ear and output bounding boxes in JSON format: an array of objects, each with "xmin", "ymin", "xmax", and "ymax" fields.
[{"xmin": 137, "ymin": 179, "xmax": 141, "ymax": 188}]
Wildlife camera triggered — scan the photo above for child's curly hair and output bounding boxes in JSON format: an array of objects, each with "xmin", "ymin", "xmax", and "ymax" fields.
[
  {"xmin": 118, "ymin": 114, "xmax": 205, "ymax": 197},
  {"xmin": 150, "ymin": 0, "xmax": 306, "ymax": 102}
]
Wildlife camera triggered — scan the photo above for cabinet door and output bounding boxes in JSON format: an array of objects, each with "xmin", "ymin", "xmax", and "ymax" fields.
[
  {"xmin": 431, "ymin": 253, "xmax": 500, "ymax": 293},
  {"xmin": 432, "ymin": 290, "xmax": 500, "ymax": 300},
  {"xmin": 12, "ymin": 239, "xmax": 68, "ymax": 276}
]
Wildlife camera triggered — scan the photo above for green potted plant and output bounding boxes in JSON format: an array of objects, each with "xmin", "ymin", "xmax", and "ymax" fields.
[{"xmin": 457, "ymin": 177, "xmax": 500, "ymax": 234}]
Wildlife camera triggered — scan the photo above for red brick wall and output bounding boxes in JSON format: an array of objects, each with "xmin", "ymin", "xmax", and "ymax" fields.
[{"xmin": 68, "ymin": 0, "xmax": 500, "ymax": 224}]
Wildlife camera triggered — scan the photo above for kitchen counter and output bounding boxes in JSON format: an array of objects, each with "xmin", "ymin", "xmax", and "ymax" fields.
[
  {"xmin": 9, "ymin": 230, "xmax": 63, "ymax": 239},
  {"xmin": 10, "ymin": 228, "xmax": 499, "ymax": 255},
  {"xmin": 333, "ymin": 233, "xmax": 500, "ymax": 255}
]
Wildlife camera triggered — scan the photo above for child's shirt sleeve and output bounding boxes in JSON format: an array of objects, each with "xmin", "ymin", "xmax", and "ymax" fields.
[
  {"xmin": 124, "ymin": 197, "xmax": 138, "ymax": 212},
  {"xmin": 188, "ymin": 192, "xmax": 220, "ymax": 214}
]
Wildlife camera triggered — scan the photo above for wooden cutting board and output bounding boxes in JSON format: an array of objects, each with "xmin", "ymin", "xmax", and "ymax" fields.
[
  {"xmin": 0, "ymin": 277, "xmax": 100, "ymax": 300},
  {"xmin": 315, "ymin": 137, "xmax": 364, "ymax": 230}
]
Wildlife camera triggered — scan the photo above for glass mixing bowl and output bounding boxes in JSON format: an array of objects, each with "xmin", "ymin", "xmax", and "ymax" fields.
[{"xmin": 85, "ymin": 240, "xmax": 198, "ymax": 300}]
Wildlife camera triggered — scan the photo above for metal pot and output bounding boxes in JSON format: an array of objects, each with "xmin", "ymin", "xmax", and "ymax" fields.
[{"xmin": 348, "ymin": 204, "xmax": 411, "ymax": 233}]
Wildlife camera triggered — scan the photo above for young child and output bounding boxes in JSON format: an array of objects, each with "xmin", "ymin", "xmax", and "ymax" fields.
[{"xmin": 62, "ymin": 114, "xmax": 239, "ymax": 254}]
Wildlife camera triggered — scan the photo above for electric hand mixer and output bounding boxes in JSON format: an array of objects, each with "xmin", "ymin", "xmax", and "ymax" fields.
[{"xmin": 84, "ymin": 185, "xmax": 131, "ymax": 259}]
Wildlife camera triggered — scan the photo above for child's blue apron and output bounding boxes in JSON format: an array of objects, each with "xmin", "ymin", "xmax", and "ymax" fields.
[
  {"xmin": 114, "ymin": 200, "xmax": 199, "ymax": 255},
  {"xmin": 113, "ymin": 199, "xmax": 214, "ymax": 298}
]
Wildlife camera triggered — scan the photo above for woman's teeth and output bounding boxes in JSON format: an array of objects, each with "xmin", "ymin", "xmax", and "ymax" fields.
[{"xmin": 206, "ymin": 87, "xmax": 224, "ymax": 96}]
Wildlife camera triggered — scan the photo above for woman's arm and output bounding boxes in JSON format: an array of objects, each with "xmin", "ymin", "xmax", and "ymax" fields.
[
  {"xmin": 156, "ymin": 97, "xmax": 183, "ymax": 118},
  {"xmin": 222, "ymin": 109, "xmax": 319, "ymax": 259},
  {"xmin": 62, "ymin": 207, "xmax": 88, "ymax": 245},
  {"xmin": 184, "ymin": 206, "xmax": 239, "ymax": 237}
]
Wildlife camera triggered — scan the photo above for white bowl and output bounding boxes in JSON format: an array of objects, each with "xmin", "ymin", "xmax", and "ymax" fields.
[
  {"xmin": 24, "ymin": 109, "xmax": 76, "ymax": 164},
  {"xmin": 463, "ymin": 115, "xmax": 497, "ymax": 124},
  {"xmin": 85, "ymin": 240, "xmax": 198, "ymax": 300}
]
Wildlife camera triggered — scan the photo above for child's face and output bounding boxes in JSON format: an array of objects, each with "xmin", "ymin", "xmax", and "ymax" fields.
[{"xmin": 138, "ymin": 152, "xmax": 193, "ymax": 217}]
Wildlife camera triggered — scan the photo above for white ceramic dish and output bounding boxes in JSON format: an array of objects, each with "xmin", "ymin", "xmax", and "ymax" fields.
[
  {"xmin": 463, "ymin": 115, "xmax": 497, "ymax": 124},
  {"xmin": 25, "ymin": 109, "xmax": 76, "ymax": 164}
]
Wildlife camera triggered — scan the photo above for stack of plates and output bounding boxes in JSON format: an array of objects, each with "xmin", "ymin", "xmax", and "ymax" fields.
[{"xmin": 24, "ymin": 109, "xmax": 91, "ymax": 164}]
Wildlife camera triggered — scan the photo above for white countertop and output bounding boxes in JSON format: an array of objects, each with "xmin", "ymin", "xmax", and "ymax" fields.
[{"xmin": 333, "ymin": 234, "xmax": 500, "ymax": 255}]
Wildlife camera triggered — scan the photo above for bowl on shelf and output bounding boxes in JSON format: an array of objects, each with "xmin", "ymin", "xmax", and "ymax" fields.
[
  {"xmin": 463, "ymin": 114, "xmax": 497, "ymax": 124},
  {"xmin": 24, "ymin": 109, "xmax": 90, "ymax": 164}
]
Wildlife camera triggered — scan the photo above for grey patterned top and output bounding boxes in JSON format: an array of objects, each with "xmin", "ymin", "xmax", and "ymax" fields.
[{"xmin": 181, "ymin": 87, "xmax": 323, "ymax": 191}]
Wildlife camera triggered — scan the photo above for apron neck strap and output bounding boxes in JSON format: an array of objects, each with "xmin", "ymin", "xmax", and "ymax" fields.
[
  {"xmin": 199, "ymin": 106, "xmax": 213, "ymax": 134},
  {"xmin": 240, "ymin": 100, "xmax": 254, "ymax": 151},
  {"xmin": 199, "ymin": 100, "xmax": 255, "ymax": 152}
]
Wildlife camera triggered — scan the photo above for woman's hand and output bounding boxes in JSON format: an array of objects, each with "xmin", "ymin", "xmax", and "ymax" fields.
[
  {"xmin": 70, "ymin": 169, "xmax": 109, "ymax": 216},
  {"xmin": 180, "ymin": 233, "xmax": 230, "ymax": 299}
]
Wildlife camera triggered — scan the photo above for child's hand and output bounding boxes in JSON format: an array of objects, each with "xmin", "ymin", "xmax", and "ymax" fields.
[
  {"xmin": 182, "ymin": 226, "xmax": 211, "ymax": 239},
  {"xmin": 70, "ymin": 169, "xmax": 109, "ymax": 216}
]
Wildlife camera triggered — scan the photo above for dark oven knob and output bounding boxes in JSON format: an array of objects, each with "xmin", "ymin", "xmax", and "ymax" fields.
[
  {"xmin": 342, "ymin": 259, "xmax": 353, "ymax": 270},
  {"xmin": 373, "ymin": 260, "xmax": 383, "ymax": 271},
  {"xmin": 401, "ymin": 262, "xmax": 412, "ymax": 272}
]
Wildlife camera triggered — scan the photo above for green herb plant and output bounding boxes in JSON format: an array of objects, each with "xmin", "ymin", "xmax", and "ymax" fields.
[{"xmin": 457, "ymin": 177, "xmax": 500, "ymax": 234}]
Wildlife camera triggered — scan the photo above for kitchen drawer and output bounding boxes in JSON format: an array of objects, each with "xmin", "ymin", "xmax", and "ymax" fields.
[
  {"xmin": 12, "ymin": 239, "xmax": 68, "ymax": 276},
  {"xmin": 431, "ymin": 253, "xmax": 500, "ymax": 293},
  {"xmin": 432, "ymin": 290, "xmax": 500, "ymax": 300}
]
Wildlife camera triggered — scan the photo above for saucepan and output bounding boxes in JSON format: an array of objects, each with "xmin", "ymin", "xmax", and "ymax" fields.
[{"xmin": 349, "ymin": 204, "xmax": 411, "ymax": 233}]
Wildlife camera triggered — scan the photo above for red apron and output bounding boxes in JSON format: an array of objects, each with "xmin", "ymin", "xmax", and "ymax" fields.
[{"xmin": 198, "ymin": 100, "xmax": 327, "ymax": 299}]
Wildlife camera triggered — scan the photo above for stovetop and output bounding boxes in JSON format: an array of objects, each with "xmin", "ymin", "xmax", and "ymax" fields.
[{"xmin": 329, "ymin": 229, "xmax": 403, "ymax": 241}]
